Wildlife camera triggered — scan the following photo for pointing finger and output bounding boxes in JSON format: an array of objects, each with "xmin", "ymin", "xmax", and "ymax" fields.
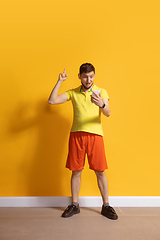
[{"xmin": 63, "ymin": 68, "xmax": 66, "ymax": 74}]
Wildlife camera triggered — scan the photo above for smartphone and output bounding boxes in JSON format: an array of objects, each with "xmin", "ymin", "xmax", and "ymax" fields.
[{"xmin": 92, "ymin": 90, "xmax": 100, "ymax": 97}]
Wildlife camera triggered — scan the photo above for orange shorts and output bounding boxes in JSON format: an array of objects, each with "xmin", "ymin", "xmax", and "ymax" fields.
[{"xmin": 66, "ymin": 132, "xmax": 108, "ymax": 171}]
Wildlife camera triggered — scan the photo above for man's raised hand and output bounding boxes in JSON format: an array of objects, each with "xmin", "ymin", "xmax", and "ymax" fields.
[{"xmin": 58, "ymin": 68, "xmax": 68, "ymax": 82}]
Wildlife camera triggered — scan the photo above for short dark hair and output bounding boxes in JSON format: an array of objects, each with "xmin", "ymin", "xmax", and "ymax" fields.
[{"xmin": 79, "ymin": 63, "xmax": 95, "ymax": 75}]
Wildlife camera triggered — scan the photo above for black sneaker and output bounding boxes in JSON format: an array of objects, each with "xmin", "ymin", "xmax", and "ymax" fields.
[
  {"xmin": 101, "ymin": 205, "xmax": 118, "ymax": 220},
  {"xmin": 61, "ymin": 204, "xmax": 80, "ymax": 218}
]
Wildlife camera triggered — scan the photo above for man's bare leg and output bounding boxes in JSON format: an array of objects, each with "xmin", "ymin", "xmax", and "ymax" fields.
[
  {"xmin": 71, "ymin": 170, "xmax": 82, "ymax": 203},
  {"xmin": 95, "ymin": 171, "xmax": 118, "ymax": 220},
  {"xmin": 95, "ymin": 171, "xmax": 109, "ymax": 204},
  {"xmin": 61, "ymin": 170, "xmax": 82, "ymax": 217}
]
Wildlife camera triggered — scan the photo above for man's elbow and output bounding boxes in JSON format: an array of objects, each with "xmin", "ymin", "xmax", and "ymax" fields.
[
  {"xmin": 106, "ymin": 112, "xmax": 111, "ymax": 117},
  {"xmin": 105, "ymin": 109, "xmax": 111, "ymax": 117},
  {"xmin": 48, "ymin": 99, "xmax": 56, "ymax": 104}
]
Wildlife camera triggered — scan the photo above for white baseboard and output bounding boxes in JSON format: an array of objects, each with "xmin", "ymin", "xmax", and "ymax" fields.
[{"xmin": 0, "ymin": 196, "xmax": 160, "ymax": 207}]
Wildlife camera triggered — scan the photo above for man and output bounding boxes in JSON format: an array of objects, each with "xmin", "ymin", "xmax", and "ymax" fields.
[{"xmin": 48, "ymin": 63, "xmax": 118, "ymax": 220}]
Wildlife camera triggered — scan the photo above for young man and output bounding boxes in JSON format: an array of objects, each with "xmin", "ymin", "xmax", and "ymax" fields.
[{"xmin": 48, "ymin": 63, "xmax": 118, "ymax": 220}]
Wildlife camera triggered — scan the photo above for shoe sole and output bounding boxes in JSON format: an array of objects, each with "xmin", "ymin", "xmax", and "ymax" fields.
[
  {"xmin": 62, "ymin": 209, "xmax": 80, "ymax": 218},
  {"xmin": 101, "ymin": 211, "xmax": 118, "ymax": 220}
]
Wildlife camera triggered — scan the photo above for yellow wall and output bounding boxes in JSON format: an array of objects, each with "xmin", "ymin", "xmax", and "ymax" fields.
[{"xmin": 0, "ymin": 0, "xmax": 160, "ymax": 197}]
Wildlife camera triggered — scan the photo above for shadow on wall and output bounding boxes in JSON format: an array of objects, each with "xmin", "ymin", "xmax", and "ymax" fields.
[{"xmin": 9, "ymin": 99, "xmax": 71, "ymax": 196}]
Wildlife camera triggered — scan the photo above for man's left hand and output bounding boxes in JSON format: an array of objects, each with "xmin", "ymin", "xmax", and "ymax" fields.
[{"xmin": 91, "ymin": 92, "xmax": 103, "ymax": 107}]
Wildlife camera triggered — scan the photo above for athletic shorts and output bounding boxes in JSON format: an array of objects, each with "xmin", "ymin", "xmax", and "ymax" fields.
[{"xmin": 66, "ymin": 131, "xmax": 108, "ymax": 171}]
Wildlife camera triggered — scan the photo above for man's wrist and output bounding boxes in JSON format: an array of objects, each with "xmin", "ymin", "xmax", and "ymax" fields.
[{"xmin": 100, "ymin": 103, "xmax": 105, "ymax": 108}]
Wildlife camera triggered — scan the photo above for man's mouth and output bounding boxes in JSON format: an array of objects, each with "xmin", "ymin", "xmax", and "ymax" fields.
[{"xmin": 82, "ymin": 82, "xmax": 93, "ymax": 89}]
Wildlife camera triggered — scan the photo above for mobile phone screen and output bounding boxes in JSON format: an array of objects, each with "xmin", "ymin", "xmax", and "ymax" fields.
[{"xmin": 92, "ymin": 90, "xmax": 100, "ymax": 97}]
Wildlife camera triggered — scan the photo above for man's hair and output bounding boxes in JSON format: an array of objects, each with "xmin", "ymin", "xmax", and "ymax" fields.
[{"xmin": 79, "ymin": 63, "xmax": 95, "ymax": 75}]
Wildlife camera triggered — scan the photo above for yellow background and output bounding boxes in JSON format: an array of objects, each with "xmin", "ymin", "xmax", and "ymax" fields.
[{"xmin": 0, "ymin": 0, "xmax": 160, "ymax": 197}]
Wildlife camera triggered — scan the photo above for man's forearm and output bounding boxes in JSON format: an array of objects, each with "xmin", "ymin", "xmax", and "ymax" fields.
[
  {"xmin": 48, "ymin": 68, "xmax": 68, "ymax": 104},
  {"xmin": 101, "ymin": 105, "xmax": 111, "ymax": 117},
  {"xmin": 48, "ymin": 80, "xmax": 62, "ymax": 104}
]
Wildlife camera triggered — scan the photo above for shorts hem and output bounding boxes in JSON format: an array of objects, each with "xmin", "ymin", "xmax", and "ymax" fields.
[
  {"xmin": 65, "ymin": 166, "xmax": 84, "ymax": 171},
  {"xmin": 89, "ymin": 167, "xmax": 108, "ymax": 171}
]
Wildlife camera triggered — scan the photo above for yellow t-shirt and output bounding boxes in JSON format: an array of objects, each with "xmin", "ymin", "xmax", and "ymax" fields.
[{"xmin": 65, "ymin": 85, "xmax": 109, "ymax": 136}]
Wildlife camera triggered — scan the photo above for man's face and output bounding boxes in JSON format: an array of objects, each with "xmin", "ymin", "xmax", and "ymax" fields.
[{"xmin": 78, "ymin": 71, "xmax": 95, "ymax": 90}]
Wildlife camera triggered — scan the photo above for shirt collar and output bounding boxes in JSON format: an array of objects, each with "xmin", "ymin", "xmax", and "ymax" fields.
[{"xmin": 80, "ymin": 85, "xmax": 94, "ymax": 93}]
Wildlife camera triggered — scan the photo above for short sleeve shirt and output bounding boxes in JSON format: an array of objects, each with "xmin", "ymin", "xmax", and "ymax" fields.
[{"xmin": 65, "ymin": 84, "xmax": 109, "ymax": 136}]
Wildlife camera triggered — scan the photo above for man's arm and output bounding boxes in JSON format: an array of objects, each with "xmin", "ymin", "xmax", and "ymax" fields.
[
  {"xmin": 100, "ymin": 98, "xmax": 111, "ymax": 117},
  {"xmin": 91, "ymin": 93, "xmax": 111, "ymax": 117},
  {"xmin": 48, "ymin": 68, "xmax": 68, "ymax": 104}
]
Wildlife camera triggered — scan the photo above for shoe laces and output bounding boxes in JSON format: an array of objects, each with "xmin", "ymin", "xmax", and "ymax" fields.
[
  {"xmin": 65, "ymin": 204, "xmax": 76, "ymax": 211},
  {"xmin": 106, "ymin": 206, "xmax": 116, "ymax": 214}
]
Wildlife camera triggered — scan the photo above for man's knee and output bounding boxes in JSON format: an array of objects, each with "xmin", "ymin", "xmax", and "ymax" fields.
[
  {"xmin": 95, "ymin": 170, "xmax": 105, "ymax": 178},
  {"xmin": 72, "ymin": 170, "xmax": 82, "ymax": 177}
]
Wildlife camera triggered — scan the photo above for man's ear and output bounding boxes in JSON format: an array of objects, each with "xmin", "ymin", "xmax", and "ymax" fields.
[{"xmin": 78, "ymin": 73, "xmax": 81, "ymax": 79}]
